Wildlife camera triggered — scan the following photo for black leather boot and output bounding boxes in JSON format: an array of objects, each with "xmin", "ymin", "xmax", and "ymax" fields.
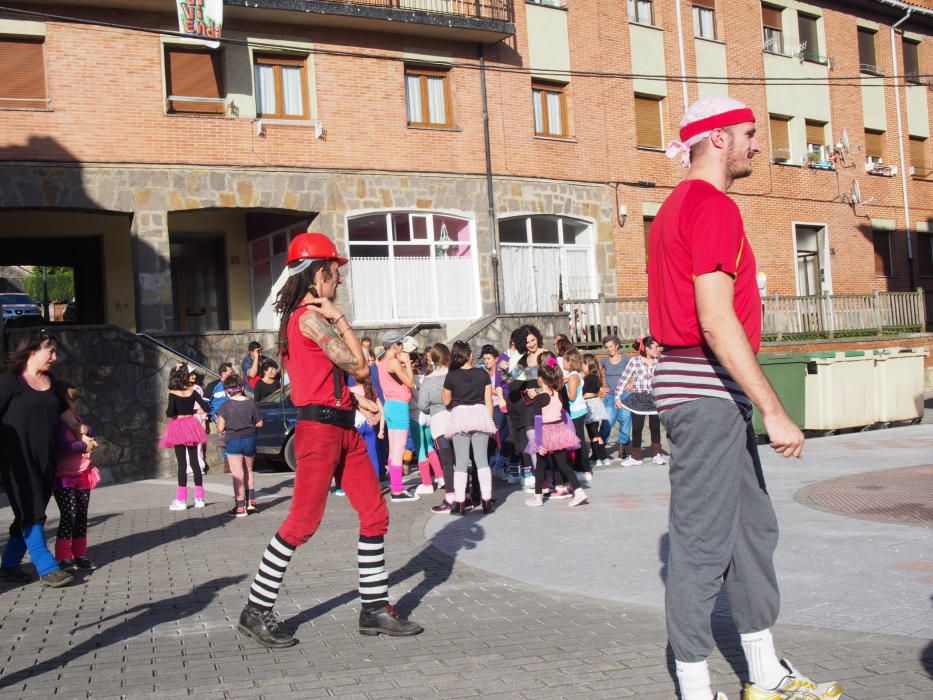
[
  {"xmin": 238, "ymin": 604, "xmax": 298, "ymax": 648},
  {"xmin": 359, "ymin": 603, "xmax": 424, "ymax": 637},
  {"xmin": 481, "ymin": 498, "xmax": 496, "ymax": 514}
]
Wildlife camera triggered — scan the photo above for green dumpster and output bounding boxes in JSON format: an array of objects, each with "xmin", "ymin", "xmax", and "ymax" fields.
[{"xmin": 752, "ymin": 353, "xmax": 810, "ymax": 434}]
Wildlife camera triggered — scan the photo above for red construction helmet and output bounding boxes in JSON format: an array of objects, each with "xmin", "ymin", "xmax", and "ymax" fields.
[{"xmin": 286, "ymin": 232, "xmax": 348, "ymax": 267}]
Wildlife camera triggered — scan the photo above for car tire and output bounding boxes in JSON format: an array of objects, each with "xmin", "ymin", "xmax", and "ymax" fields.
[{"xmin": 283, "ymin": 433, "xmax": 296, "ymax": 471}]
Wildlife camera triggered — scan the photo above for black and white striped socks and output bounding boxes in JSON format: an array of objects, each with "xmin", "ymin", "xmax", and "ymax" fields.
[
  {"xmin": 247, "ymin": 533, "xmax": 389, "ymax": 611},
  {"xmin": 358, "ymin": 535, "xmax": 389, "ymax": 610},
  {"xmin": 248, "ymin": 533, "xmax": 295, "ymax": 609}
]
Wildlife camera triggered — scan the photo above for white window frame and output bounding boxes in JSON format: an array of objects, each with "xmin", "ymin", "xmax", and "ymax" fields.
[
  {"xmin": 627, "ymin": 0, "xmax": 654, "ymax": 25},
  {"xmin": 248, "ymin": 223, "xmax": 307, "ymax": 329},
  {"xmin": 345, "ymin": 209, "xmax": 481, "ymax": 323},
  {"xmin": 497, "ymin": 214, "xmax": 597, "ymax": 313},
  {"xmin": 693, "ymin": 6, "xmax": 716, "ymax": 40}
]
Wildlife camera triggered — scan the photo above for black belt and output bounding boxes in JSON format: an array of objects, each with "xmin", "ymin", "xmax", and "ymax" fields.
[{"xmin": 296, "ymin": 404, "xmax": 356, "ymax": 429}]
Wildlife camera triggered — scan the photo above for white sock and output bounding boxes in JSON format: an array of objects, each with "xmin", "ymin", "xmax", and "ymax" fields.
[
  {"xmin": 675, "ymin": 659, "xmax": 713, "ymax": 700},
  {"xmin": 741, "ymin": 629, "xmax": 787, "ymax": 689}
]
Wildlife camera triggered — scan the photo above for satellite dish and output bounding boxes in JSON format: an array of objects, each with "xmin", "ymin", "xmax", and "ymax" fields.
[
  {"xmin": 840, "ymin": 129, "xmax": 850, "ymax": 153},
  {"xmin": 851, "ymin": 179, "xmax": 862, "ymax": 205}
]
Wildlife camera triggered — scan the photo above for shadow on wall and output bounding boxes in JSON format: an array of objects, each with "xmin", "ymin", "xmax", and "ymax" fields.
[{"xmin": 0, "ymin": 137, "xmax": 188, "ymax": 482}]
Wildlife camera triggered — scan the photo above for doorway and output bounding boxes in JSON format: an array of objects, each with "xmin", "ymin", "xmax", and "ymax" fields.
[
  {"xmin": 793, "ymin": 223, "xmax": 831, "ymax": 296},
  {"xmin": 170, "ymin": 234, "xmax": 229, "ymax": 332}
]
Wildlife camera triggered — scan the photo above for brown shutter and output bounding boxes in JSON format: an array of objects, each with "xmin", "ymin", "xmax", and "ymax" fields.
[
  {"xmin": 634, "ymin": 95, "xmax": 662, "ymax": 149},
  {"xmin": 873, "ymin": 230, "xmax": 892, "ymax": 276},
  {"xmin": 857, "ymin": 28, "xmax": 876, "ymax": 70},
  {"xmin": 761, "ymin": 5, "xmax": 782, "ymax": 30},
  {"xmin": 693, "ymin": 0, "xmax": 715, "ymax": 9},
  {"xmin": 0, "ymin": 38, "xmax": 47, "ymax": 109},
  {"xmin": 770, "ymin": 115, "xmax": 790, "ymax": 160},
  {"xmin": 911, "ymin": 137, "xmax": 928, "ymax": 176},
  {"xmin": 918, "ymin": 232, "xmax": 933, "ymax": 277},
  {"xmin": 165, "ymin": 47, "xmax": 225, "ymax": 115},
  {"xmin": 864, "ymin": 130, "xmax": 884, "ymax": 159},
  {"xmin": 805, "ymin": 121, "xmax": 824, "ymax": 146}
]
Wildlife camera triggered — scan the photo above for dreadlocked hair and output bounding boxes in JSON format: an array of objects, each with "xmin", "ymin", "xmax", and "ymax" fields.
[{"xmin": 273, "ymin": 259, "xmax": 336, "ymax": 363}]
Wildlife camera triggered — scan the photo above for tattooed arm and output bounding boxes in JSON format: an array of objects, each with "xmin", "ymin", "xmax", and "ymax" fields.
[{"xmin": 297, "ymin": 300, "xmax": 369, "ymax": 381}]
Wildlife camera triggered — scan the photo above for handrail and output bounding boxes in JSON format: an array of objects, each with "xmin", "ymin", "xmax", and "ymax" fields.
[
  {"xmin": 135, "ymin": 333, "xmax": 219, "ymax": 378},
  {"xmin": 375, "ymin": 321, "xmax": 442, "ymax": 359}
]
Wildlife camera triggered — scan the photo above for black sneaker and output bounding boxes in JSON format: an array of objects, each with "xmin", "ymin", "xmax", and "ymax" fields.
[
  {"xmin": 390, "ymin": 489, "xmax": 420, "ymax": 503},
  {"xmin": 58, "ymin": 559, "xmax": 76, "ymax": 571},
  {"xmin": 40, "ymin": 569, "xmax": 74, "ymax": 588},
  {"xmin": 237, "ymin": 604, "xmax": 298, "ymax": 648},
  {"xmin": 0, "ymin": 566, "xmax": 33, "ymax": 584},
  {"xmin": 73, "ymin": 557, "xmax": 97, "ymax": 571},
  {"xmin": 359, "ymin": 603, "xmax": 424, "ymax": 637},
  {"xmin": 431, "ymin": 501, "xmax": 453, "ymax": 514}
]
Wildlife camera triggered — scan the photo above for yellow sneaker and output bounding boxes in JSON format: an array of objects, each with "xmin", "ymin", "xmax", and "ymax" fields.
[{"xmin": 742, "ymin": 659, "xmax": 842, "ymax": 700}]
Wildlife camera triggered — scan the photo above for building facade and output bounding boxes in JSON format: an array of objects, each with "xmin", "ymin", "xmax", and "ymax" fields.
[{"xmin": 0, "ymin": 0, "xmax": 930, "ymax": 336}]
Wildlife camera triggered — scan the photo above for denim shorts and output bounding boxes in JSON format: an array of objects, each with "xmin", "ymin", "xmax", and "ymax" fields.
[{"xmin": 225, "ymin": 434, "xmax": 257, "ymax": 457}]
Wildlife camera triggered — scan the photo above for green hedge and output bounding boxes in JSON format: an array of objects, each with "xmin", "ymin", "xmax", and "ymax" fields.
[{"xmin": 23, "ymin": 268, "xmax": 74, "ymax": 303}]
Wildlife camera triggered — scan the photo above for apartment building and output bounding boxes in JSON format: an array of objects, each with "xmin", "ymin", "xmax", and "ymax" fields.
[{"xmin": 0, "ymin": 0, "xmax": 930, "ymax": 335}]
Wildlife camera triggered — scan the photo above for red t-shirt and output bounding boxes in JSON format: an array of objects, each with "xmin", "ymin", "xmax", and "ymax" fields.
[
  {"xmin": 647, "ymin": 179, "xmax": 761, "ymax": 351},
  {"xmin": 284, "ymin": 305, "xmax": 352, "ymax": 409}
]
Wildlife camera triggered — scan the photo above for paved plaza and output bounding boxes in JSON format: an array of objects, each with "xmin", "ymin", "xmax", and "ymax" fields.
[{"xmin": 1, "ymin": 423, "xmax": 932, "ymax": 699}]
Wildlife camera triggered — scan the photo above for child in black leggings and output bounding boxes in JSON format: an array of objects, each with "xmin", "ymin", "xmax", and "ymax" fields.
[{"xmin": 159, "ymin": 366, "xmax": 211, "ymax": 511}]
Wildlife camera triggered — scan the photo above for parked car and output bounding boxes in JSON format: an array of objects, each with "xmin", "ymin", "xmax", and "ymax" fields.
[
  {"xmin": 0, "ymin": 293, "xmax": 42, "ymax": 322},
  {"xmin": 255, "ymin": 384, "xmax": 297, "ymax": 470}
]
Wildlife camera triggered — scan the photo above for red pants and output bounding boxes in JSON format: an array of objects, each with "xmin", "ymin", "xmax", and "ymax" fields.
[{"xmin": 278, "ymin": 420, "xmax": 389, "ymax": 547}]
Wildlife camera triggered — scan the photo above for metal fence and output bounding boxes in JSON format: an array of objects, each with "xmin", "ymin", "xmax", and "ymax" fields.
[
  {"xmin": 321, "ymin": 0, "xmax": 514, "ymax": 22},
  {"xmin": 559, "ymin": 289, "xmax": 927, "ymax": 345}
]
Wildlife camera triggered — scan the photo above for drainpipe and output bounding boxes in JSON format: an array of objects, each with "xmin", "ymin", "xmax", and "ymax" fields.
[
  {"xmin": 479, "ymin": 44, "xmax": 501, "ymax": 314},
  {"xmin": 890, "ymin": 8, "xmax": 914, "ymax": 291},
  {"xmin": 673, "ymin": 0, "xmax": 689, "ymax": 110}
]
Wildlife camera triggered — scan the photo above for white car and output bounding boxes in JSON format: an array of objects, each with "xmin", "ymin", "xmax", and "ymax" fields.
[{"xmin": 0, "ymin": 293, "xmax": 43, "ymax": 321}]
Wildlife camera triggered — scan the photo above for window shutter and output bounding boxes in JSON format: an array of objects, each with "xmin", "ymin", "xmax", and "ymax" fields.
[
  {"xmin": 872, "ymin": 230, "xmax": 892, "ymax": 276},
  {"xmin": 693, "ymin": 0, "xmax": 715, "ymax": 8},
  {"xmin": 857, "ymin": 29, "xmax": 876, "ymax": 70},
  {"xmin": 165, "ymin": 47, "xmax": 225, "ymax": 114},
  {"xmin": 761, "ymin": 5, "xmax": 782, "ymax": 30},
  {"xmin": 864, "ymin": 130, "xmax": 884, "ymax": 159},
  {"xmin": 911, "ymin": 137, "xmax": 927, "ymax": 173},
  {"xmin": 805, "ymin": 121, "xmax": 824, "ymax": 146},
  {"xmin": 0, "ymin": 38, "xmax": 47, "ymax": 108},
  {"xmin": 769, "ymin": 116, "xmax": 790, "ymax": 159},
  {"xmin": 634, "ymin": 95, "xmax": 662, "ymax": 149}
]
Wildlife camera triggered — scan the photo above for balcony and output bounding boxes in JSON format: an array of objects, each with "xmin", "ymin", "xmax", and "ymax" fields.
[{"xmin": 225, "ymin": 0, "xmax": 516, "ymax": 43}]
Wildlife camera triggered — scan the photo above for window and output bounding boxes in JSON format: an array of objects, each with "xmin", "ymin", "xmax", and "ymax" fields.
[
  {"xmin": 769, "ymin": 115, "xmax": 791, "ymax": 162},
  {"xmin": 347, "ymin": 212, "xmax": 479, "ymax": 322},
  {"xmin": 692, "ymin": 1, "xmax": 716, "ymax": 40},
  {"xmin": 0, "ymin": 37, "xmax": 47, "ymax": 109},
  {"xmin": 918, "ymin": 231, "xmax": 933, "ymax": 278},
  {"xmin": 872, "ymin": 228, "xmax": 893, "ymax": 277},
  {"xmin": 805, "ymin": 120, "xmax": 827, "ymax": 163},
  {"xmin": 405, "ymin": 67, "xmax": 451, "ymax": 128},
  {"xmin": 634, "ymin": 95, "xmax": 663, "ymax": 149},
  {"xmin": 797, "ymin": 13, "xmax": 820, "ymax": 62},
  {"xmin": 864, "ymin": 129, "xmax": 884, "ymax": 169},
  {"xmin": 532, "ymin": 81, "xmax": 568, "ymax": 138},
  {"xmin": 762, "ymin": 4, "xmax": 783, "ymax": 54},
  {"xmin": 249, "ymin": 223, "xmax": 308, "ymax": 328},
  {"xmin": 643, "ymin": 216, "xmax": 655, "ymax": 268},
  {"xmin": 165, "ymin": 46, "xmax": 225, "ymax": 115},
  {"xmin": 498, "ymin": 215, "xmax": 594, "ymax": 313},
  {"xmin": 528, "ymin": 0, "xmax": 563, "ymax": 6},
  {"xmin": 857, "ymin": 28, "xmax": 878, "ymax": 74},
  {"xmin": 911, "ymin": 136, "xmax": 929, "ymax": 179},
  {"xmin": 903, "ymin": 40, "xmax": 920, "ymax": 84},
  {"xmin": 628, "ymin": 0, "xmax": 653, "ymax": 25},
  {"xmin": 253, "ymin": 54, "xmax": 308, "ymax": 120}
]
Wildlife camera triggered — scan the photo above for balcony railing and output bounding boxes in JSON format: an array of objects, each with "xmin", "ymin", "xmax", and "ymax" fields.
[
  {"xmin": 559, "ymin": 289, "xmax": 927, "ymax": 346},
  {"xmin": 320, "ymin": 0, "xmax": 514, "ymax": 22}
]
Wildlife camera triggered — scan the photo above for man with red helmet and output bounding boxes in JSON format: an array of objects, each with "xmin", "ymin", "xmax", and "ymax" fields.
[{"xmin": 238, "ymin": 232, "xmax": 423, "ymax": 648}]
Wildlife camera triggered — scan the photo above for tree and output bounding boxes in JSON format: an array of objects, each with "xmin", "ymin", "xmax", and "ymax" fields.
[{"xmin": 24, "ymin": 267, "xmax": 74, "ymax": 303}]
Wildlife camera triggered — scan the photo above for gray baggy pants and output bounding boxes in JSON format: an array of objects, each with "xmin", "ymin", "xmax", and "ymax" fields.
[{"xmin": 660, "ymin": 398, "xmax": 780, "ymax": 662}]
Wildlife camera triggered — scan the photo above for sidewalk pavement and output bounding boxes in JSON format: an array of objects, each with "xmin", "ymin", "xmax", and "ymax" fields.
[{"xmin": 0, "ymin": 426, "xmax": 931, "ymax": 699}]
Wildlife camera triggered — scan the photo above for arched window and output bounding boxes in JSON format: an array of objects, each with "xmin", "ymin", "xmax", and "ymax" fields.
[
  {"xmin": 498, "ymin": 215, "xmax": 595, "ymax": 313},
  {"xmin": 347, "ymin": 211, "xmax": 479, "ymax": 322}
]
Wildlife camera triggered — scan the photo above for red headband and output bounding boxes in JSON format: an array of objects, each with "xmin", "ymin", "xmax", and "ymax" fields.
[{"xmin": 679, "ymin": 108, "xmax": 756, "ymax": 142}]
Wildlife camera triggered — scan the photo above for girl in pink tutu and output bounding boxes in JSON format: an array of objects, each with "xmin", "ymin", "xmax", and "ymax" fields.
[
  {"xmin": 441, "ymin": 341, "xmax": 497, "ymax": 514},
  {"xmin": 525, "ymin": 359, "xmax": 588, "ymax": 508},
  {"xmin": 160, "ymin": 367, "xmax": 211, "ymax": 511}
]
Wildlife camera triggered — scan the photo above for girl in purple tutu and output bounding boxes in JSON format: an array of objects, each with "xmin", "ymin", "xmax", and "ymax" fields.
[
  {"xmin": 159, "ymin": 367, "xmax": 211, "ymax": 511},
  {"xmin": 525, "ymin": 358, "xmax": 588, "ymax": 508},
  {"xmin": 441, "ymin": 341, "xmax": 497, "ymax": 514}
]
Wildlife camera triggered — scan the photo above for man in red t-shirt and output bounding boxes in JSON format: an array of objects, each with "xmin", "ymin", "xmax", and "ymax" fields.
[
  {"xmin": 647, "ymin": 98, "xmax": 839, "ymax": 700},
  {"xmin": 238, "ymin": 233, "xmax": 423, "ymax": 649}
]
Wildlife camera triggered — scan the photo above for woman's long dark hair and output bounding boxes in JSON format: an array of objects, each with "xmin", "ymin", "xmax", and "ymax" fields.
[
  {"xmin": 449, "ymin": 341, "xmax": 471, "ymax": 370},
  {"xmin": 514, "ymin": 324, "xmax": 543, "ymax": 355},
  {"xmin": 6, "ymin": 329, "xmax": 58, "ymax": 375},
  {"xmin": 273, "ymin": 260, "xmax": 335, "ymax": 364},
  {"xmin": 168, "ymin": 367, "xmax": 190, "ymax": 391}
]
